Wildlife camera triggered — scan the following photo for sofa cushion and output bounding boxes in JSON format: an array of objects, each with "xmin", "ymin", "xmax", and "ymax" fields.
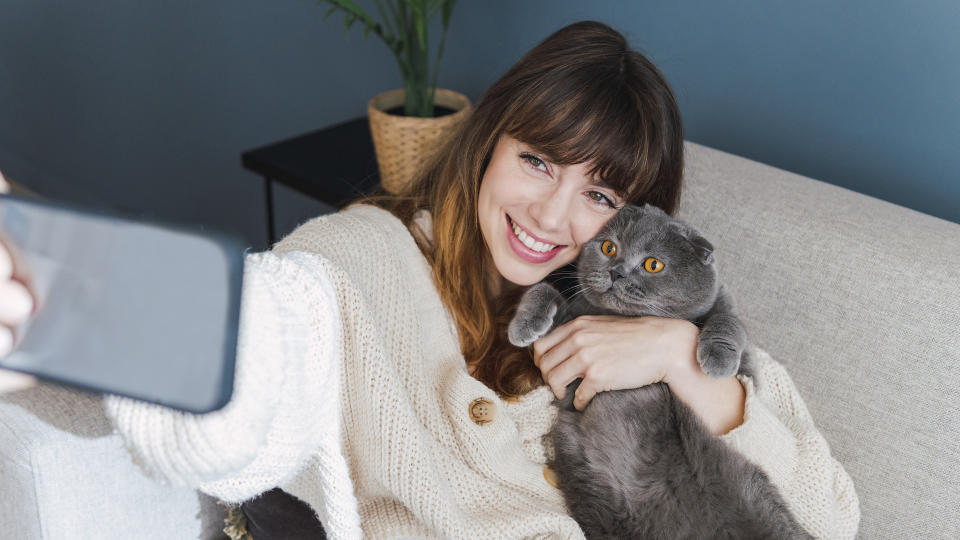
[
  {"xmin": 678, "ymin": 141, "xmax": 960, "ymax": 538},
  {"xmin": 0, "ymin": 383, "xmax": 226, "ymax": 539}
]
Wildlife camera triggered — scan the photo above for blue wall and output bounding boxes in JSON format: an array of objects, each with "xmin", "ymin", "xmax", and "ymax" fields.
[
  {"xmin": 444, "ymin": 1, "xmax": 960, "ymax": 226},
  {"xmin": 2, "ymin": 1, "xmax": 957, "ymax": 250}
]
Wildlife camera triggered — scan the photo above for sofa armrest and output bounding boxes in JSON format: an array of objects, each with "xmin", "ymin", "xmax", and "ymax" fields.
[
  {"xmin": 0, "ymin": 383, "xmax": 226, "ymax": 539},
  {"xmin": 677, "ymin": 141, "xmax": 960, "ymax": 539}
]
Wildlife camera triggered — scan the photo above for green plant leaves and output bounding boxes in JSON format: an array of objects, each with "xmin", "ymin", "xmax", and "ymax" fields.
[
  {"xmin": 442, "ymin": 0, "xmax": 455, "ymax": 27},
  {"xmin": 314, "ymin": 0, "xmax": 457, "ymax": 117}
]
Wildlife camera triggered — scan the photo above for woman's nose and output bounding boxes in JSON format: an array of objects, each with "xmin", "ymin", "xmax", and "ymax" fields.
[{"xmin": 530, "ymin": 191, "xmax": 571, "ymax": 233}]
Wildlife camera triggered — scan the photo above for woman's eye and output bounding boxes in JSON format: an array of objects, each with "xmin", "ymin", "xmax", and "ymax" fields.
[
  {"xmin": 520, "ymin": 153, "xmax": 548, "ymax": 173},
  {"xmin": 587, "ymin": 191, "xmax": 617, "ymax": 209},
  {"xmin": 519, "ymin": 153, "xmax": 617, "ymax": 209}
]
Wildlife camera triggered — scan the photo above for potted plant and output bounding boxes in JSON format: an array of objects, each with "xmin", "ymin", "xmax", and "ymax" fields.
[{"xmin": 317, "ymin": 0, "xmax": 471, "ymax": 194}]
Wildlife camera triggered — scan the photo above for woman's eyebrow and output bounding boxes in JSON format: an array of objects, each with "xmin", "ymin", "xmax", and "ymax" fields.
[{"xmin": 590, "ymin": 177, "xmax": 616, "ymax": 191}]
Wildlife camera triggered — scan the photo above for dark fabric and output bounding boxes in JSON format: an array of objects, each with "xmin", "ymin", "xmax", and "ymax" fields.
[{"xmin": 241, "ymin": 488, "xmax": 327, "ymax": 540}]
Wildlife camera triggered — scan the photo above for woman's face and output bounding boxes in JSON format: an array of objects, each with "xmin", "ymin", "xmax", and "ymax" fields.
[{"xmin": 478, "ymin": 134, "xmax": 624, "ymax": 287}]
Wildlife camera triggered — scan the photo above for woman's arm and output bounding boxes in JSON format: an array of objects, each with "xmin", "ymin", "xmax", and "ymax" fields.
[
  {"xmin": 663, "ymin": 347, "xmax": 746, "ymax": 436},
  {"xmin": 103, "ymin": 250, "xmax": 345, "ymax": 502},
  {"xmin": 534, "ymin": 314, "xmax": 740, "ymax": 425}
]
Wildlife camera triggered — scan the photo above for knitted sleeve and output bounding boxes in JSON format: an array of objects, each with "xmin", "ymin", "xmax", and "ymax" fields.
[
  {"xmin": 719, "ymin": 348, "xmax": 861, "ymax": 539},
  {"xmin": 103, "ymin": 250, "xmax": 345, "ymax": 503}
]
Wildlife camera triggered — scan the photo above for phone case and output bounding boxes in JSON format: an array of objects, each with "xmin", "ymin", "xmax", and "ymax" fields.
[{"xmin": 0, "ymin": 192, "xmax": 245, "ymax": 413}]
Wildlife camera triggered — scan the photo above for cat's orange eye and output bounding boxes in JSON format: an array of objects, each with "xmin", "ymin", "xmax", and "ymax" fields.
[
  {"xmin": 601, "ymin": 240, "xmax": 617, "ymax": 257},
  {"xmin": 643, "ymin": 257, "xmax": 665, "ymax": 273}
]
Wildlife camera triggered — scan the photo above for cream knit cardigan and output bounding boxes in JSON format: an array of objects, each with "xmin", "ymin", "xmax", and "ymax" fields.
[{"xmin": 104, "ymin": 204, "xmax": 860, "ymax": 539}]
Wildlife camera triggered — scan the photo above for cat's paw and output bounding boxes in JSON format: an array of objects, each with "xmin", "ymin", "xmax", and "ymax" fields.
[
  {"xmin": 508, "ymin": 302, "xmax": 558, "ymax": 347},
  {"xmin": 696, "ymin": 337, "xmax": 742, "ymax": 378}
]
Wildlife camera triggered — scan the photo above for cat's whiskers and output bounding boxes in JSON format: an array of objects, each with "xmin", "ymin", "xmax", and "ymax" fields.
[
  {"xmin": 637, "ymin": 302, "xmax": 675, "ymax": 319},
  {"xmin": 567, "ymin": 289, "xmax": 591, "ymax": 303},
  {"xmin": 564, "ymin": 285, "xmax": 592, "ymax": 302}
]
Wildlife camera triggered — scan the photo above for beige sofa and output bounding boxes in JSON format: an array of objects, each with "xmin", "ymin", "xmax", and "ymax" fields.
[{"xmin": 2, "ymin": 141, "xmax": 958, "ymax": 538}]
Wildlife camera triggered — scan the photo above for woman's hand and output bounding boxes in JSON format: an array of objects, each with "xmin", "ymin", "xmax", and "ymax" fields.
[
  {"xmin": 533, "ymin": 314, "xmax": 745, "ymax": 435},
  {"xmin": 0, "ymin": 171, "xmax": 38, "ymax": 393},
  {"xmin": 533, "ymin": 314, "xmax": 698, "ymax": 409}
]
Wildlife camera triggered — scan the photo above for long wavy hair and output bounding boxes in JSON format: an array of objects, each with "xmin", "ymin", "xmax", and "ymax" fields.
[{"xmin": 352, "ymin": 20, "xmax": 685, "ymax": 398}]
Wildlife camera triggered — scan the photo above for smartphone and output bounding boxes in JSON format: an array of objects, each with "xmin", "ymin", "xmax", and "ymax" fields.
[{"xmin": 0, "ymin": 192, "xmax": 245, "ymax": 413}]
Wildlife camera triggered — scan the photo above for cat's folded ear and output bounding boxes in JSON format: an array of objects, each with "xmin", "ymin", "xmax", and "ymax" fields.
[
  {"xmin": 667, "ymin": 220, "xmax": 716, "ymax": 265},
  {"xmin": 690, "ymin": 233, "xmax": 715, "ymax": 265},
  {"xmin": 639, "ymin": 203, "xmax": 668, "ymax": 217}
]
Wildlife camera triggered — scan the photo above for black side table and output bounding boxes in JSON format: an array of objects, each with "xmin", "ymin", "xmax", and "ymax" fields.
[{"xmin": 241, "ymin": 117, "xmax": 383, "ymax": 244}]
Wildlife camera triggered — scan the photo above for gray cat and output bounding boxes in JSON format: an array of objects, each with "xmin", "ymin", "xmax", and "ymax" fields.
[{"xmin": 508, "ymin": 204, "xmax": 812, "ymax": 539}]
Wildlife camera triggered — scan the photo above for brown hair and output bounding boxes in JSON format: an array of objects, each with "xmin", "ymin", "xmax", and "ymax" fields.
[{"xmin": 353, "ymin": 21, "xmax": 685, "ymax": 398}]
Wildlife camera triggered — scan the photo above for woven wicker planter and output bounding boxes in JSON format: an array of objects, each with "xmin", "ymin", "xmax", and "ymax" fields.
[{"xmin": 367, "ymin": 88, "xmax": 471, "ymax": 194}]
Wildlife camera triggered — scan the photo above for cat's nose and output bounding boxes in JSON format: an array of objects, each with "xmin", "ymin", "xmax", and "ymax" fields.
[{"xmin": 610, "ymin": 268, "xmax": 626, "ymax": 282}]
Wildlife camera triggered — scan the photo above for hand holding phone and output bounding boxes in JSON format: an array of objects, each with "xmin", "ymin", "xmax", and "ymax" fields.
[
  {"xmin": 0, "ymin": 172, "xmax": 245, "ymax": 412},
  {"xmin": 0, "ymin": 171, "xmax": 38, "ymax": 393}
]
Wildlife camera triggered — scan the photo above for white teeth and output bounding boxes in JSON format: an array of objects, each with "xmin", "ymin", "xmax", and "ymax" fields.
[{"xmin": 510, "ymin": 217, "xmax": 557, "ymax": 253}]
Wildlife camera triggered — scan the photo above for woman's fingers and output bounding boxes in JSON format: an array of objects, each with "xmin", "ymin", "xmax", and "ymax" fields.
[
  {"xmin": 534, "ymin": 315, "xmax": 685, "ymax": 410},
  {"xmin": 0, "ymin": 236, "xmax": 12, "ymax": 281},
  {"xmin": 0, "ymin": 370, "xmax": 36, "ymax": 392},
  {"xmin": 536, "ymin": 331, "xmax": 577, "ymax": 377},
  {"xmin": 0, "ymin": 170, "xmax": 38, "ymax": 367},
  {"xmin": 0, "ymin": 325, "xmax": 11, "ymax": 356},
  {"xmin": 1, "ymin": 325, "xmax": 37, "ymax": 394},
  {"xmin": 0, "ymin": 279, "xmax": 34, "ymax": 324},
  {"xmin": 571, "ymin": 377, "xmax": 602, "ymax": 412},
  {"xmin": 538, "ymin": 338, "xmax": 585, "ymax": 397},
  {"xmin": 0, "ymin": 171, "xmax": 38, "ymax": 323},
  {"xmin": 0, "ymin": 174, "xmax": 26, "ymax": 282},
  {"xmin": 532, "ymin": 315, "xmax": 594, "ymax": 364}
]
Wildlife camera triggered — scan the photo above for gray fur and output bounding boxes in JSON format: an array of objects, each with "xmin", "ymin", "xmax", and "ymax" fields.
[{"xmin": 508, "ymin": 204, "xmax": 812, "ymax": 539}]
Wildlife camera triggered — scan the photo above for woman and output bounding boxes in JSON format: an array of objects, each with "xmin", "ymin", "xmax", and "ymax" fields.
[{"xmin": 0, "ymin": 21, "xmax": 858, "ymax": 539}]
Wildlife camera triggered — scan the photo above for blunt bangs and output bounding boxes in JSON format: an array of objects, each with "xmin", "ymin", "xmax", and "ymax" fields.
[{"xmin": 503, "ymin": 68, "xmax": 662, "ymax": 203}]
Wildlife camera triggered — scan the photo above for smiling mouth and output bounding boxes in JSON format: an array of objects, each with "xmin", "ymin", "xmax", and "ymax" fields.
[{"xmin": 507, "ymin": 215, "xmax": 564, "ymax": 253}]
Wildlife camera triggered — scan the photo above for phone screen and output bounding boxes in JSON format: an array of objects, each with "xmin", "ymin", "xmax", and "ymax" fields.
[{"xmin": 0, "ymin": 193, "xmax": 244, "ymax": 413}]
